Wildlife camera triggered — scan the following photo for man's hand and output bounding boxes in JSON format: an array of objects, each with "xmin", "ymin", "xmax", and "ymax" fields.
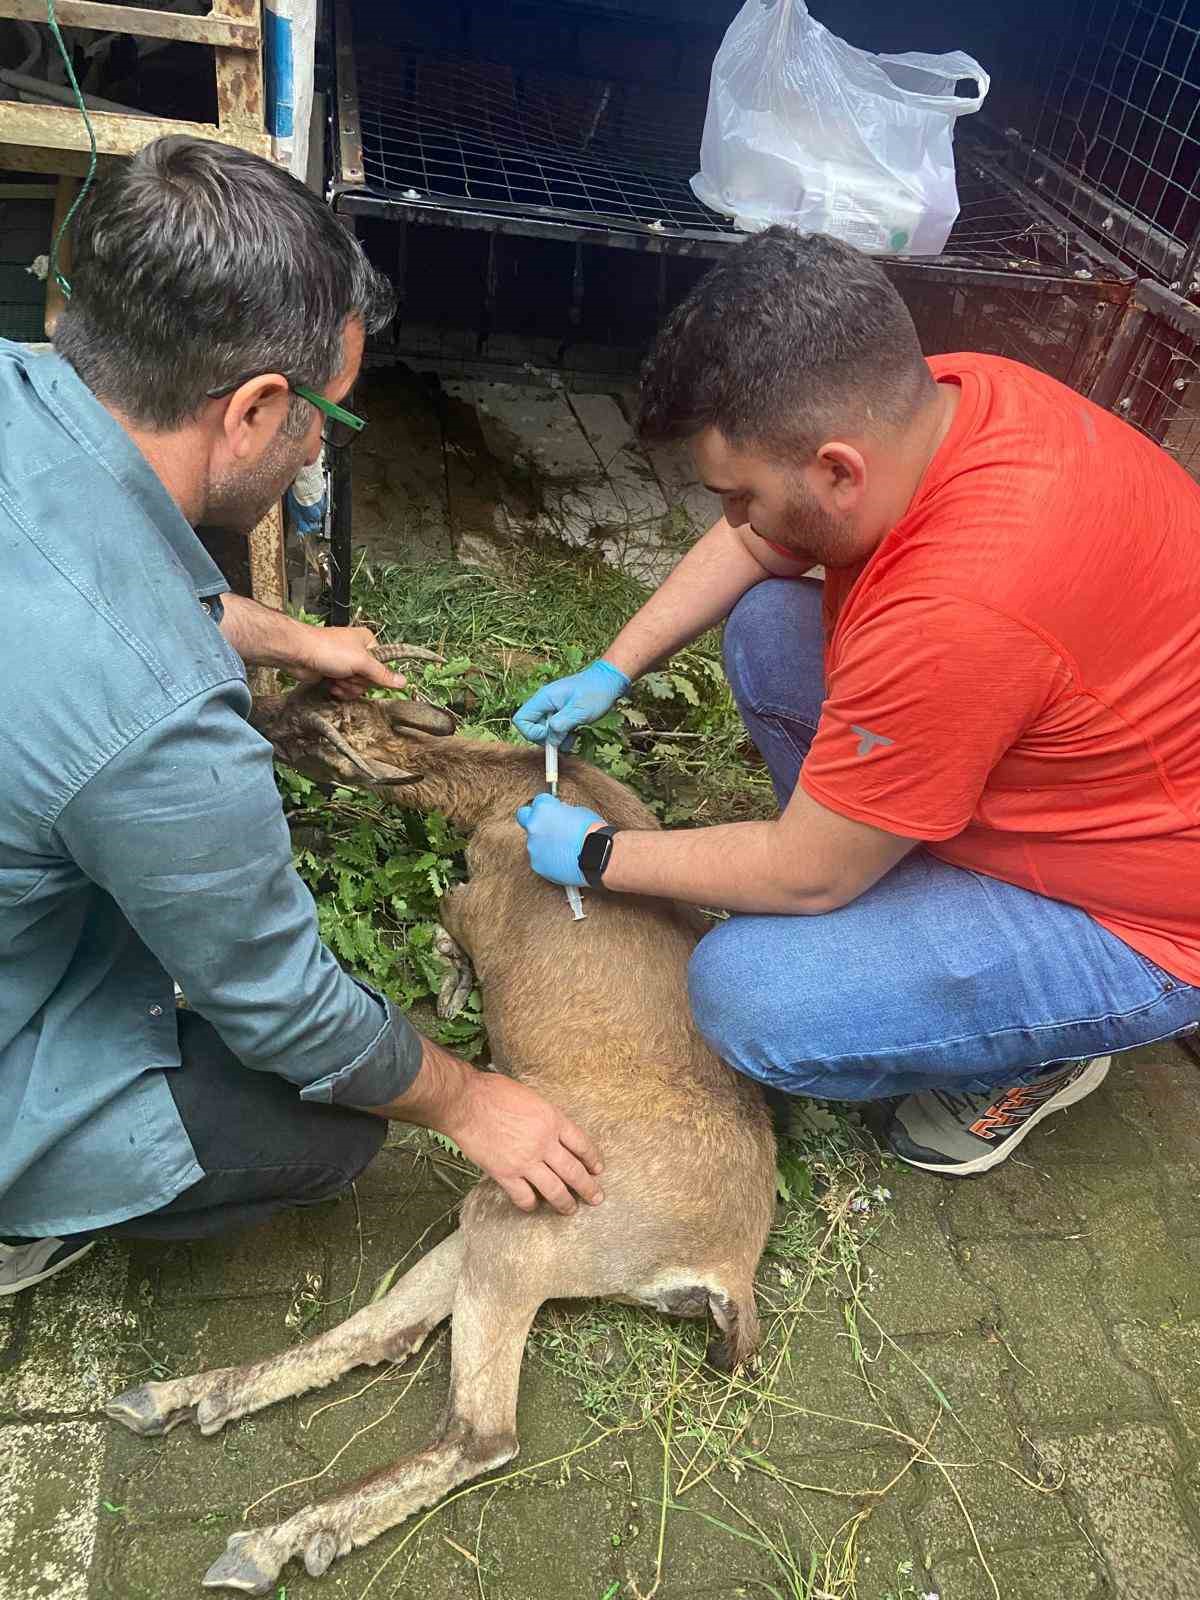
[
  {"xmin": 372, "ymin": 1036, "xmax": 604, "ymax": 1215},
  {"xmin": 294, "ymin": 624, "xmax": 406, "ymax": 701},
  {"xmin": 219, "ymin": 596, "xmax": 404, "ymax": 700},
  {"xmin": 512, "ymin": 659, "xmax": 630, "ymax": 747},
  {"xmin": 516, "ymin": 793, "xmax": 607, "ymax": 887},
  {"xmin": 445, "ymin": 1069, "xmax": 604, "ymax": 1215}
]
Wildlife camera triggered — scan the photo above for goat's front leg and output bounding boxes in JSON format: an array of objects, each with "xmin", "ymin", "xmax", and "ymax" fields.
[
  {"xmin": 106, "ymin": 1232, "xmax": 464, "ymax": 1439},
  {"xmin": 202, "ymin": 1270, "xmax": 542, "ymax": 1593}
]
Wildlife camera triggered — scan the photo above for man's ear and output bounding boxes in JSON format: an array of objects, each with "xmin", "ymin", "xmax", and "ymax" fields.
[
  {"xmin": 815, "ymin": 440, "xmax": 867, "ymax": 507},
  {"xmin": 217, "ymin": 374, "xmax": 291, "ymax": 460}
]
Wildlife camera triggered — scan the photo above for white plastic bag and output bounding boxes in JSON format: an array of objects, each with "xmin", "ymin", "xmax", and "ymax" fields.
[{"xmin": 691, "ymin": 0, "xmax": 989, "ymax": 256}]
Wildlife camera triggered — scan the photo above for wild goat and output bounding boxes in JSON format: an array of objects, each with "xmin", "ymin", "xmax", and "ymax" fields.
[{"xmin": 105, "ymin": 661, "xmax": 777, "ymax": 1595}]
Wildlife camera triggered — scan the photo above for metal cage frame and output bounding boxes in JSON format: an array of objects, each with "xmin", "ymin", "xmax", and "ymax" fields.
[{"xmin": 322, "ymin": 0, "xmax": 1200, "ymax": 622}]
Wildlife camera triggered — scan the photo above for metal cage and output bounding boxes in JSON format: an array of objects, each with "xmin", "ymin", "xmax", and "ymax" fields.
[{"xmin": 323, "ymin": 0, "xmax": 1200, "ymax": 618}]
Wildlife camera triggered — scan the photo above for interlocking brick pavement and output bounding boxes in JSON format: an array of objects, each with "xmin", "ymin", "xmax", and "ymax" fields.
[{"xmin": 2, "ymin": 1044, "xmax": 1198, "ymax": 1598}]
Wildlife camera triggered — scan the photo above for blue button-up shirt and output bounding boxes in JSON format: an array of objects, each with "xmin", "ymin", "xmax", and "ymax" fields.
[{"xmin": 0, "ymin": 340, "xmax": 422, "ymax": 1236}]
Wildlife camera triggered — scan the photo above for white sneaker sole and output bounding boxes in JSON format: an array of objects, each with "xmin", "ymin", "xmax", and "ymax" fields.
[
  {"xmin": 0, "ymin": 1240, "xmax": 96, "ymax": 1296},
  {"xmin": 895, "ymin": 1056, "xmax": 1112, "ymax": 1177}
]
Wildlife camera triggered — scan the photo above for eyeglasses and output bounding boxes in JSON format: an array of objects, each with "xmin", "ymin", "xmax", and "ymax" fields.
[{"xmin": 205, "ymin": 374, "xmax": 367, "ymax": 450}]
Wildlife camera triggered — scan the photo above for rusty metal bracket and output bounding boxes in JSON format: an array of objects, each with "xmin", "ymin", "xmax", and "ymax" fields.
[{"xmin": 332, "ymin": 0, "xmax": 365, "ymax": 191}]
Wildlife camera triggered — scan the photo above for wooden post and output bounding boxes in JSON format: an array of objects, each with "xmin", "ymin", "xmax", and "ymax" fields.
[
  {"xmin": 248, "ymin": 501, "xmax": 288, "ymax": 614},
  {"xmin": 43, "ymin": 174, "xmax": 79, "ymax": 336},
  {"xmin": 211, "ymin": 0, "xmax": 266, "ymax": 138},
  {"xmin": 247, "ymin": 499, "xmax": 288, "ymax": 698}
]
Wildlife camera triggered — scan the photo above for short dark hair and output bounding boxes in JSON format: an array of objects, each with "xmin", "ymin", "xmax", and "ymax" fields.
[
  {"xmin": 54, "ymin": 136, "xmax": 395, "ymax": 429},
  {"xmin": 637, "ymin": 229, "xmax": 933, "ymax": 457}
]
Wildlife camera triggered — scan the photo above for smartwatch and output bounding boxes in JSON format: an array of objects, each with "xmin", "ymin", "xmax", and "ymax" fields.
[{"xmin": 578, "ymin": 825, "xmax": 619, "ymax": 888}]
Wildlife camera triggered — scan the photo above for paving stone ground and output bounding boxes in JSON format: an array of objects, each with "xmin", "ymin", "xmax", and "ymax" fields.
[
  {"xmin": 6, "ymin": 375, "xmax": 1199, "ymax": 1595},
  {"xmin": 3, "ymin": 1042, "xmax": 1199, "ymax": 1600}
]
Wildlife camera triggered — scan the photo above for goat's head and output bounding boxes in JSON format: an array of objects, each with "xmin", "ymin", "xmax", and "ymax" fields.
[
  {"xmin": 251, "ymin": 642, "xmax": 657, "ymax": 834},
  {"xmin": 249, "ymin": 642, "xmax": 457, "ymax": 791}
]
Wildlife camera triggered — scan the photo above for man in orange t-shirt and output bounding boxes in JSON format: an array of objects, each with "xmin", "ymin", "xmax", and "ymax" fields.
[{"xmin": 513, "ymin": 228, "xmax": 1200, "ymax": 1178}]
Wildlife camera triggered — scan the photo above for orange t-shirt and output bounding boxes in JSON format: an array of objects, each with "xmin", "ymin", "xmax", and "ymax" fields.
[{"xmin": 796, "ymin": 352, "xmax": 1200, "ymax": 984}]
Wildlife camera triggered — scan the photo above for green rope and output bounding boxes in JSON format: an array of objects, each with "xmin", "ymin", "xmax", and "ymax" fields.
[{"xmin": 45, "ymin": 0, "xmax": 98, "ymax": 300}]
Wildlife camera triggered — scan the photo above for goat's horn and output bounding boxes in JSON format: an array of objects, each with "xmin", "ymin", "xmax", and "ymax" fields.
[
  {"xmin": 384, "ymin": 698, "xmax": 456, "ymax": 737},
  {"xmin": 371, "ymin": 642, "xmax": 445, "ymax": 664},
  {"xmin": 295, "ymin": 710, "xmax": 417, "ymax": 785},
  {"xmin": 296, "ymin": 711, "xmax": 380, "ymax": 780}
]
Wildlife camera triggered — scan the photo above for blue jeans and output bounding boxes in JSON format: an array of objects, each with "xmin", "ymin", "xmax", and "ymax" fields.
[{"xmin": 688, "ymin": 578, "xmax": 1200, "ymax": 1100}]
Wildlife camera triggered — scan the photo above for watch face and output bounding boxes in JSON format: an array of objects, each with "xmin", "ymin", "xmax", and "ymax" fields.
[
  {"xmin": 580, "ymin": 828, "xmax": 614, "ymax": 880},
  {"xmin": 580, "ymin": 831, "xmax": 609, "ymax": 870}
]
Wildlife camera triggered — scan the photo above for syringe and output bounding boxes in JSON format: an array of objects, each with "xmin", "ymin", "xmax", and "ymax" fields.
[{"xmin": 545, "ymin": 743, "xmax": 586, "ymax": 921}]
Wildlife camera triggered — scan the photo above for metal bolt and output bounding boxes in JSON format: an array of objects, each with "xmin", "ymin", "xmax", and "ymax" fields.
[{"xmin": 148, "ymin": 1004, "xmax": 163, "ymax": 1017}]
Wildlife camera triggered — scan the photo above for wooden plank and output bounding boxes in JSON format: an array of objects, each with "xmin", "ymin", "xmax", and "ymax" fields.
[
  {"xmin": 447, "ymin": 379, "xmax": 610, "ymax": 553},
  {"xmin": 42, "ymin": 174, "xmax": 77, "ymax": 337},
  {"xmin": 0, "ymin": 101, "xmax": 272, "ymax": 165},
  {"xmin": 212, "ymin": 0, "xmax": 264, "ymax": 136},
  {"xmin": 440, "ymin": 383, "xmax": 512, "ymax": 567},
  {"xmin": 566, "ymin": 392, "xmax": 673, "ymax": 582},
  {"xmin": 640, "ymin": 435, "xmax": 722, "ymax": 542},
  {"xmin": 352, "ymin": 368, "xmax": 453, "ymax": 563},
  {"xmin": 0, "ymin": 0, "xmax": 259, "ymax": 49},
  {"xmin": 248, "ymin": 501, "xmax": 287, "ymax": 612},
  {"xmin": 246, "ymin": 501, "xmax": 287, "ymax": 697}
]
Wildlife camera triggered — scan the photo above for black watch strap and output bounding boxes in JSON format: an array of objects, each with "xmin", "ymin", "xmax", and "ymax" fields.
[{"xmin": 578, "ymin": 824, "xmax": 619, "ymax": 889}]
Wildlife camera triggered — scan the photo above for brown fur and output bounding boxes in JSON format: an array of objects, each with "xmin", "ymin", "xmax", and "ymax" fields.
[{"xmin": 105, "ymin": 685, "xmax": 776, "ymax": 1595}]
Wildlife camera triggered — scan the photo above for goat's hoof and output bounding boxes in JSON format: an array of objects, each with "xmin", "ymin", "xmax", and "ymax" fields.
[
  {"xmin": 202, "ymin": 1531, "xmax": 281, "ymax": 1594},
  {"xmin": 434, "ymin": 925, "xmax": 474, "ymax": 1020},
  {"xmin": 195, "ymin": 1390, "xmax": 239, "ymax": 1436},
  {"xmin": 104, "ymin": 1383, "xmax": 195, "ymax": 1437},
  {"xmin": 437, "ymin": 966, "xmax": 473, "ymax": 1020},
  {"xmin": 304, "ymin": 1530, "xmax": 340, "ymax": 1577}
]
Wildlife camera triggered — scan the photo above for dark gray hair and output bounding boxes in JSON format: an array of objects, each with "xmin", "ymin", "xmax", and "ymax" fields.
[
  {"xmin": 637, "ymin": 228, "xmax": 933, "ymax": 457},
  {"xmin": 53, "ymin": 136, "xmax": 394, "ymax": 430}
]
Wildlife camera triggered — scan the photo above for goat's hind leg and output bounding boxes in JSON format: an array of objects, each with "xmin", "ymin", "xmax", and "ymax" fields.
[
  {"xmin": 433, "ymin": 921, "xmax": 475, "ymax": 1021},
  {"xmin": 202, "ymin": 1269, "xmax": 541, "ymax": 1593},
  {"xmin": 106, "ymin": 1232, "xmax": 464, "ymax": 1439}
]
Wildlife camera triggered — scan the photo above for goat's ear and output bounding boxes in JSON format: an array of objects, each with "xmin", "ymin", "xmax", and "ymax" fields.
[{"xmin": 383, "ymin": 699, "xmax": 456, "ymax": 737}]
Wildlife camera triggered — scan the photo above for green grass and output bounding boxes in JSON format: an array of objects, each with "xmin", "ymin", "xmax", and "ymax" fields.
[
  {"xmin": 273, "ymin": 551, "xmax": 1015, "ymax": 1600},
  {"xmin": 281, "ymin": 550, "xmax": 773, "ymax": 1060}
]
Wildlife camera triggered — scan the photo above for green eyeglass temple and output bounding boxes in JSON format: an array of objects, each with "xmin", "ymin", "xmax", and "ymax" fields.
[
  {"xmin": 291, "ymin": 384, "xmax": 366, "ymax": 433},
  {"xmin": 204, "ymin": 374, "xmax": 366, "ymax": 435}
]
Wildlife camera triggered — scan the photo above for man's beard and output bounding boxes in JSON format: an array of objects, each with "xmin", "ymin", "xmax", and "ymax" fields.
[
  {"xmin": 757, "ymin": 481, "xmax": 858, "ymax": 568},
  {"xmin": 203, "ymin": 432, "xmax": 309, "ymax": 534}
]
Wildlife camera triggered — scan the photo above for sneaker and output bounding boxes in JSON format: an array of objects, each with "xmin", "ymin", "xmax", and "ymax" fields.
[
  {"xmin": 886, "ymin": 1056, "xmax": 1111, "ymax": 1176},
  {"xmin": 0, "ymin": 1235, "xmax": 96, "ymax": 1295}
]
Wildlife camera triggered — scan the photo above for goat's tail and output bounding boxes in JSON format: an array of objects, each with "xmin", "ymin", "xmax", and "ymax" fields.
[{"xmin": 705, "ymin": 1282, "xmax": 761, "ymax": 1374}]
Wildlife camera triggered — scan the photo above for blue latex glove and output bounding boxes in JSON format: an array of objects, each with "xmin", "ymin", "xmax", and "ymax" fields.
[
  {"xmin": 516, "ymin": 793, "xmax": 606, "ymax": 888},
  {"xmin": 512, "ymin": 658, "xmax": 631, "ymax": 747}
]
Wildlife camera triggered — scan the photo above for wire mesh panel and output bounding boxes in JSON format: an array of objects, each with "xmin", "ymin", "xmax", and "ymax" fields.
[
  {"xmin": 341, "ymin": 0, "xmax": 1137, "ymax": 407},
  {"xmin": 356, "ymin": 52, "xmax": 725, "ymax": 235},
  {"xmin": 1111, "ymin": 301, "xmax": 1200, "ymax": 478},
  {"xmin": 1021, "ymin": 0, "xmax": 1200, "ymax": 285},
  {"xmin": 896, "ymin": 274, "xmax": 1123, "ymax": 391},
  {"xmin": 352, "ymin": 41, "xmax": 1134, "ymax": 271}
]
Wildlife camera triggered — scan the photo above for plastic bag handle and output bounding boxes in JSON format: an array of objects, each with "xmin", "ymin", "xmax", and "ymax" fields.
[
  {"xmin": 872, "ymin": 49, "xmax": 991, "ymax": 115},
  {"xmin": 771, "ymin": 4, "xmax": 990, "ymax": 115}
]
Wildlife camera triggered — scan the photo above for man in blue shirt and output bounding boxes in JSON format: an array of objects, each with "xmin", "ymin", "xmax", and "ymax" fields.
[{"xmin": 0, "ymin": 137, "xmax": 602, "ymax": 1296}]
